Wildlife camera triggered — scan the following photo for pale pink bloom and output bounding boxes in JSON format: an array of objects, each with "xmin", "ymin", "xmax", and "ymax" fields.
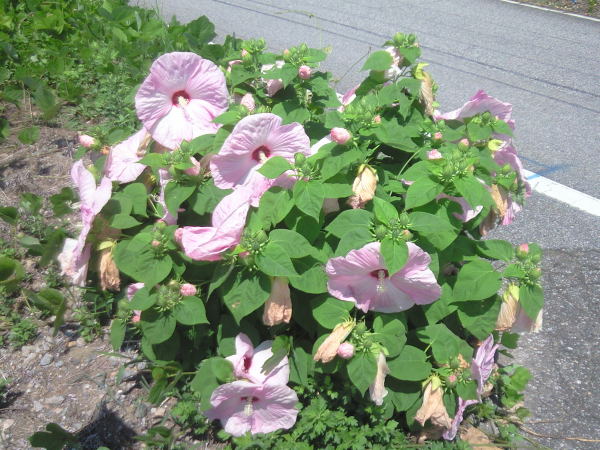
[
  {"xmin": 512, "ymin": 307, "xmax": 543, "ymax": 333},
  {"xmin": 471, "ymin": 335, "xmax": 499, "ymax": 396},
  {"xmin": 373, "ymin": 115, "xmax": 382, "ymax": 124},
  {"xmin": 337, "ymin": 85, "xmax": 359, "ymax": 112},
  {"xmin": 518, "ymin": 243, "xmax": 529, "ymax": 254},
  {"xmin": 226, "ymin": 333, "xmax": 290, "ymax": 386},
  {"xmin": 131, "ymin": 311, "xmax": 142, "ymax": 323},
  {"xmin": 135, "ymin": 52, "xmax": 228, "ymax": 149},
  {"xmin": 78, "ymin": 134, "xmax": 95, "ymax": 148},
  {"xmin": 104, "ymin": 129, "xmax": 149, "ymax": 184},
  {"xmin": 70, "ymin": 160, "xmax": 112, "ymax": 267},
  {"xmin": 459, "ymin": 138, "xmax": 470, "ymax": 147},
  {"xmin": 261, "ymin": 61, "xmax": 284, "ymax": 97},
  {"xmin": 180, "ymin": 283, "xmax": 197, "ymax": 297},
  {"xmin": 433, "ymin": 132, "xmax": 443, "ymax": 140},
  {"xmin": 447, "ymin": 374, "xmax": 457, "ymax": 384},
  {"xmin": 206, "ymin": 380, "xmax": 299, "ymax": 436},
  {"xmin": 493, "ymin": 143, "xmax": 531, "ymax": 224},
  {"xmin": 227, "ymin": 59, "xmax": 242, "ymax": 72},
  {"xmin": 326, "ymin": 242, "xmax": 441, "ymax": 313},
  {"xmin": 298, "ymin": 65, "xmax": 311, "ymax": 80},
  {"xmin": 330, "ymin": 127, "xmax": 351, "ymax": 145},
  {"xmin": 384, "ymin": 46, "xmax": 402, "ymax": 79},
  {"xmin": 442, "ymin": 397, "xmax": 477, "ymax": 440},
  {"xmin": 180, "ymin": 187, "xmax": 251, "ymax": 261},
  {"xmin": 57, "ymin": 238, "xmax": 90, "ymax": 286},
  {"xmin": 239, "ymin": 93, "xmax": 255, "ymax": 112},
  {"xmin": 434, "ymin": 90, "xmax": 514, "ymax": 132},
  {"xmin": 336, "ymin": 342, "xmax": 355, "ymax": 359},
  {"xmin": 184, "ymin": 156, "xmax": 202, "ymax": 176},
  {"xmin": 314, "ymin": 321, "xmax": 355, "ymax": 363},
  {"xmin": 241, "ymin": 49, "xmax": 249, "ymax": 58},
  {"xmin": 369, "ymin": 351, "xmax": 389, "ymax": 406},
  {"xmin": 322, "ymin": 198, "xmax": 340, "ymax": 215},
  {"xmin": 127, "ymin": 282, "xmax": 145, "ymax": 300},
  {"xmin": 210, "ymin": 113, "xmax": 310, "ymax": 206},
  {"xmin": 427, "ymin": 149, "xmax": 443, "ymax": 160},
  {"xmin": 157, "ymin": 169, "xmax": 177, "ymax": 225},
  {"xmin": 437, "ymin": 193, "xmax": 483, "ymax": 223},
  {"xmin": 174, "ymin": 228, "xmax": 184, "ymax": 245}
]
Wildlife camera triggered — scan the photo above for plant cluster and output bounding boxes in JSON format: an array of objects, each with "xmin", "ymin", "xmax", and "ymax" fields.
[{"xmin": 44, "ymin": 16, "xmax": 545, "ymax": 447}]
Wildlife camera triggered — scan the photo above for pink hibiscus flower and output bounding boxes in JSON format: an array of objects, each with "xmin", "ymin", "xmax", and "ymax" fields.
[
  {"xmin": 180, "ymin": 187, "xmax": 252, "ymax": 261},
  {"xmin": 135, "ymin": 52, "xmax": 228, "ymax": 150},
  {"xmin": 126, "ymin": 282, "xmax": 145, "ymax": 322},
  {"xmin": 261, "ymin": 61, "xmax": 284, "ymax": 97},
  {"xmin": 493, "ymin": 143, "xmax": 532, "ymax": 225},
  {"xmin": 57, "ymin": 238, "xmax": 91, "ymax": 286},
  {"xmin": 471, "ymin": 335, "xmax": 499, "ymax": 396},
  {"xmin": 206, "ymin": 380, "xmax": 299, "ymax": 436},
  {"xmin": 437, "ymin": 193, "xmax": 483, "ymax": 223},
  {"xmin": 326, "ymin": 242, "xmax": 441, "ymax": 313},
  {"xmin": 105, "ymin": 129, "xmax": 148, "ymax": 184},
  {"xmin": 442, "ymin": 397, "xmax": 478, "ymax": 441},
  {"xmin": 210, "ymin": 113, "xmax": 311, "ymax": 206},
  {"xmin": 337, "ymin": 84, "xmax": 359, "ymax": 112},
  {"xmin": 226, "ymin": 333, "xmax": 290, "ymax": 386}
]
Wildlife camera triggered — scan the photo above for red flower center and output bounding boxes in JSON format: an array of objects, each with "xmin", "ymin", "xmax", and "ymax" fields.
[
  {"xmin": 240, "ymin": 396, "xmax": 260, "ymax": 403},
  {"xmin": 369, "ymin": 269, "xmax": 389, "ymax": 279},
  {"xmin": 243, "ymin": 355, "xmax": 252, "ymax": 371},
  {"xmin": 251, "ymin": 145, "xmax": 271, "ymax": 162},
  {"xmin": 171, "ymin": 90, "xmax": 191, "ymax": 106}
]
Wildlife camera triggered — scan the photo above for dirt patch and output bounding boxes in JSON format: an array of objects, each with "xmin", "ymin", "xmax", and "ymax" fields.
[{"xmin": 512, "ymin": 0, "xmax": 600, "ymax": 18}]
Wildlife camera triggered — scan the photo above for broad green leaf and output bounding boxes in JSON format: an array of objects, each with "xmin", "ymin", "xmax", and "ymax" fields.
[
  {"xmin": 0, "ymin": 206, "xmax": 18, "ymax": 224},
  {"xmin": 190, "ymin": 181, "xmax": 230, "ymax": 216},
  {"xmin": 293, "ymin": 180, "xmax": 324, "ymax": 218},
  {"xmin": 325, "ymin": 209, "xmax": 372, "ymax": 238},
  {"xmin": 456, "ymin": 380, "xmax": 478, "ymax": 401},
  {"xmin": 289, "ymin": 345, "xmax": 312, "ymax": 386},
  {"xmin": 191, "ymin": 357, "xmax": 234, "ymax": 411},
  {"xmin": 373, "ymin": 315, "xmax": 407, "ymax": 358},
  {"xmin": 312, "ymin": 296, "xmax": 354, "ymax": 329},
  {"xmin": 129, "ymin": 286, "xmax": 157, "ymax": 311},
  {"xmin": 388, "ymin": 345, "xmax": 432, "ymax": 381},
  {"xmin": 456, "ymin": 295, "xmax": 502, "ymax": 340},
  {"xmin": 272, "ymin": 100, "xmax": 311, "ymax": 124},
  {"xmin": 423, "ymin": 283, "xmax": 457, "ymax": 324},
  {"xmin": 269, "ymin": 229, "xmax": 314, "ymax": 258},
  {"xmin": 417, "ymin": 324, "xmax": 460, "ymax": 363},
  {"xmin": 122, "ymin": 183, "xmax": 148, "ymax": 217},
  {"xmin": 347, "ymin": 352, "xmax": 377, "ymax": 394},
  {"xmin": 405, "ymin": 177, "xmax": 444, "ymax": 209},
  {"xmin": 173, "ymin": 296, "xmax": 208, "ymax": 325},
  {"xmin": 380, "ymin": 238, "xmax": 408, "ymax": 274},
  {"xmin": 453, "ymin": 259, "xmax": 502, "ymax": 301},
  {"xmin": 519, "ymin": 284, "xmax": 544, "ymax": 320},
  {"xmin": 257, "ymin": 242, "xmax": 298, "ymax": 277},
  {"xmin": 114, "ymin": 233, "xmax": 172, "ymax": 286},
  {"xmin": 140, "ymin": 309, "xmax": 176, "ymax": 344},
  {"xmin": 335, "ymin": 228, "xmax": 373, "ymax": 256},
  {"xmin": 372, "ymin": 197, "xmax": 399, "ymax": 225},
  {"xmin": 18, "ymin": 126, "xmax": 40, "ymax": 145},
  {"xmin": 229, "ymin": 64, "xmax": 258, "ymax": 86},
  {"xmin": 409, "ymin": 211, "xmax": 458, "ymax": 250},
  {"xmin": 110, "ymin": 213, "xmax": 141, "ymax": 229},
  {"xmin": 110, "ymin": 319, "xmax": 126, "ymax": 351},
  {"xmin": 387, "ymin": 379, "xmax": 421, "ymax": 412},
  {"xmin": 290, "ymin": 257, "xmax": 328, "ymax": 294},
  {"xmin": 258, "ymin": 187, "xmax": 293, "ymax": 227},
  {"xmin": 257, "ymin": 156, "xmax": 292, "ymax": 179},
  {"xmin": 164, "ymin": 181, "xmax": 196, "ymax": 215},
  {"xmin": 454, "ymin": 175, "xmax": 493, "ymax": 208},
  {"xmin": 361, "ymin": 50, "xmax": 393, "ymax": 71},
  {"xmin": 261, "ymin": 335, "xmax": 290, "ymax": 375},
  {"xmin": 221, "ymin": 271, "xmax": 270, "ymax": 323},
  {"xmin": 476, "ymin": 239, "xmax": 514, "ymax": 262}
]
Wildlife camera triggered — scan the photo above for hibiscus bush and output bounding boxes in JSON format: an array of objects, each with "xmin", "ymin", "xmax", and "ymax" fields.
[{"xmin": 58, "ymin": 25, "xmax": 544, "ymax": 446}]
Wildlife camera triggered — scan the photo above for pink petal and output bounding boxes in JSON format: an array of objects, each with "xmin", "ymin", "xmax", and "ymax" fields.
[
  {"xmin": 226, "ymin": 333, "xmax": 254, "ymax": 379},
  {"xmin": 180, "ymin": 227, "xmax": 227, "ymax": 261},
  {"xmin": 71, "ymin": 160, "xmax": 98, "ymax": 209},
  {"xmin": 57, "ymin": 238, "xmax": 90, "ymax": 287},
  {"xmin": 370, "ymin": 279, "xmax": 416, "ymax": 313},
  {"xmin": 92, "ymin": 176, "xmax": 113, "ymax": 215},
  {"xmin": 250, "ymin": 384, "xmax": 299, "ymax": 434},
  {"xmin": 105, "ymin": 129, "xmax": 148, "ymax": 183},
  {"xmin": 437, "ymin": 193, "xmax": 483, "ymax": 222},
  {"xmin": 206, "ymin": 381, "xmax": 255, "ymax": 436},
  {"xmin": 265, "ymin": 122, "xmax": 311, "ymax": 161},
  {"xmin": 127, "ymin": 282, "xmax": 145, "ymax": 301},
  {"xmin": 246, "ymin": 341, "xmax": 290, "ymax": 386},
  {"xmin": 435, "ymin": 90, "xmax": 514, "ymax": 130}
]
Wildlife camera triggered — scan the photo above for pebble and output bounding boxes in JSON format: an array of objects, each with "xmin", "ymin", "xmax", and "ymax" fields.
[
  {"xmin": 45, "ymin": 395, "xmax": 65, "ymax": 405},
  {"xmin": 39, "ymin": 353, "xmax": 54, "ymax": 366},
  {"xmin": 20, "ymin": 345, "xmax": 37, "ymax": 355},
  {"xmin": 33, "ymin": 400, "xmax": 44, "ymax": 412},
  {"xmin": 76, "ymin": 337, "xmax": 86, "ymax": 347},
  {"xmin": 55, "ymin": 360, "xmax": 64, "ymax": 368}
]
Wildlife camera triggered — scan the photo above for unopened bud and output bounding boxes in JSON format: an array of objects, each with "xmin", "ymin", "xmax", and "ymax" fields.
[
  {"xmin": 433, "ymin": 131, "xmax": 443, "ymax": 140},
  {"xmin": 151, "ymin": 239, "xmax": 161, "ymax": 248},
  {"xmin": 155, "ymin": 219, "xmax": 167, "ymax": 230},
  {"xmin": 398, "ymin": 212, "xmax": 410, "ymax": 227},
  {"xmin": 131, "ymin": 311, "xmax": 142, "ymax": 323},
  {"xmin": 240, "ymin": 93, "xmax": 255, "ymax": 112},
  {"xmin": 401, "ymin": 229, "xmax": 413, "ymax": 240},
  {"xmin": 427, "ymin": 149, "xmax": 443, "ymax": 160},
  {"xmin": 336, "ymin": 342, "xmax": 355, "ymax": 359},
  {"xmin": 530, "ymin": 267, "xmax": 542, "ymax": 280},
  {"xmin": 283, "ymin": 48, "xmax": 290, "ymax": 57},
  {"xmin": 174, "ymin": 228, "xmax": 184, "ymax": 245},
  {"xmin": 373, "ymin": 115, "xmax": 382, "ymax": 124},
  {"xmin": 294, "ymin": 152, "xmax": 306, "ymax": 166},
  {"xmin": 241, "ymin": 49, "xmax": 249, "ymax": 58},
  {"xmin": 447, "ymin": 373, "xmax": 457, "ymax": 385},
  {"xmin": 78, "ymin": 134, "xmax": 96, "ymax": 148},
  {"xmin": 184, "ymin": 156, "xmax": 202, "ymax": 176},
  {"xmin": 330, "ymin": 127, "xmax": 351, "ymax": 145},
  {"xmin": 180, "ymin": 283, "xmax": 197, "ymax": 297},
  {"xmin": 458, "ymin": 138, "xmax": 470, "ymax": 150},
  {"xmin": 255, "ymin": 230, "xmax": 268, "ymax": 244},
  {"xmin": 374, "ymin": 224, "xmax": 388, "ymax": 241},
  {"xmin": 516, "ymin": 243, "xmax": 529, "ymax": 259},
  {"xmin": 298, "ymin": 65, "xmax": 311, "ymax": 80}
]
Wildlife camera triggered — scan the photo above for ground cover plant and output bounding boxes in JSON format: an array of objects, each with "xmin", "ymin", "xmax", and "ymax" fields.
[{"xmin": 1, "ymin": 2, "xmax": 544, "ymax": 448}]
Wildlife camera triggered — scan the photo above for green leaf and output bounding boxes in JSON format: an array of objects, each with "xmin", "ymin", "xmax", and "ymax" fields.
[
  {"xmin": 409, "ymin": 211, "xmax": 458, "ymax": 250},
  {"xmin": 290, "ymin": 257, "xmax": 328, "ymax": 294},
  {"xmin": 492, "ymin": 119, "xmax": 513, "ymax": 137},
  {"xmin": 18, "ymin": 126, "xmax": 40, "ymax": 145},
  {"xmin": 229, "ymin": 64, "xmax": 258, "ymax": 86},
  {"xmin": 257, "ymin": 156, "xmax": 292, "ymax": 179},
  {"xmin": 140, "ymin": 309, "xmax": 176, "ymax": 344},
  {"xmin": 325, "ymin": 209, "xmax": 372, "ymax": 238},
  {"xmin": 39, "ymin": 228, "xmax": 66, "ymax": 267},
  {"xmin": 49, "ymin": 187, "xmax": 75, "ymax": 216},
  {"xmin": 190, "ymin": 181, "xmax": 230, "ymax": 216},
  {"xmin": 519, "ymin": 284, "xmax": 544, "ymax": 320},
  {"xmin": 191, "ymin": 357, "xmax": 234, "ymax": 411},
  {"xmin": 423, "ymin": 283, "xmax": 457, "ymax": 324},
  {"xmin": 293, "ymin": 180, "xmax": 324, "ymax": 218},
  {"xmin": 312, "ymin": 296, "xmax": 354, "ymax": 329},
  {"xmin": 387, "ymin": 379, "xmax": 421, "ymax": 412},
  {"xmin": 417, "ymin": 324, "xmax": 460, "ymax": 363},
  {"xmin": 373, "ymin": 315, "xmax": 407, "ymax": 358},
  {"xmin": 173, "ymin": 296, "xmax": 208, "ymax": 325},
  {"xmin": 257, "ymin": 242, "xmax": 298, "ymax": 277},
  {"xmin": 456, "ymin": 295, "xmax": 502, "ymax": 340},
  {"xmin": 289, "ymin": 345, "xmax": 312, "ymax": 385},
  {"xmin": 335, "ymin": 228, "xmax": 373, "ymax": 256},
  {"xmin": 33, "ymin": 83, "xmax": 59, "ymax": 119},
  {"xmin": 122, "ymin": 183, "xmax": 148, "ymax": 217},
  {"xmin": 221, "ymin": 271, "xmax": 270, "ymax": 323},
  {"xmin": 476, "ymin": 239, "xmax": 514, "ymax": 261},
  {"xmin": 347, "ymin": 352, "xmax": 377, "ymax": 394},
  {"xmin": 29, "ymin": 423, "xmax": 77, "ymax": 450},
  {"xmin": 375, "ymin": 120, "xmax": 418, "ymax": 151},
  {"xmin": 372, "ymin": 197, "xmax": 399, "ymax": 225},
  {"xmin": 269, "ymin": 229, "xmax": 314, "ymax": 258},
  {"xmin": 164, "ymin": 181, "xmax": 196, "ymax": 216},
  {"xmin": 114, "ymin": 233, "xmax": 172, "ymax": 286},
  {"xmin": 453, "ymin": 259, "xmax": 502, "ymax": 301},
  {"xmin": 361, "ymin": 50, "xmax": 393, "ymax": 71},
  {"xmin": 456, "ymin": 380, "xmax": 478, "ymax": 401},
  {"xmin": 0, "ymin": 206, "xmax": 18, "ymax": 224},
  {"xmin": 110, "ymin": 213, "xmax": 141, "ymax": 229},
  {"xmin": 272, "ymin": 100, "xmax": 311, "ymax": 124},
  {"xmin": 380, "ymin": 238, "xmax": 408, "ymax": 274},
  {"xmin": 261, "ymin": 335, "xmax": 290, "ymax": 375},
  {"xmin": 0, "ymin": 256, "xmax": 24, "ymax": 291},
  {"xmin": 466, "ymin": 122, "xmax": 492, "ymax": 142},
  {"xmin": 388, "ymin": 346, "xmax": 432, "ymax": 381},
  {"xmin": 454, "ymin": 175, "xmax": 493, "ymax": 208},
  {"xmin": 110, "ymin": 319, "xmax": 126, "ymax": 351},
  {"xmin": 257, "ymin": 187, "xmax": 293, "ymax": 227},
  {"xmin": 405, "ymin": 177, "xmax": 444, "ymax": 209},
  {"xmin": 128, "ymin": 286, "xmax": 157, "ymax": 311},
  {"xmin": 503, "ymin": 263, "xmax": 526, "ymax": 278}
]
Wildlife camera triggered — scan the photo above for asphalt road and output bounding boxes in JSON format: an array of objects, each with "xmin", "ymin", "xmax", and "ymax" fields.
[{"xmin": 135, "ymin": 1, "xmax": 600, "ymax": 447}]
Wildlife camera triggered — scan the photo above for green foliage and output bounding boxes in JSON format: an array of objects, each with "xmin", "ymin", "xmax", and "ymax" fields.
[{"xmin": 8, "ymin": 317, "xmax": 38, "ymax": 348}]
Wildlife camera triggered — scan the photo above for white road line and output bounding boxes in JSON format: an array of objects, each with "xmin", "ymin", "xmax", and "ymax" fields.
[
  {"xmin": 524, "ymin": 169, "xmax": 600, "ymax": 217},
  {"xmin": 499, "ymin": 0, "xmax": 600, "ymax": 22}
]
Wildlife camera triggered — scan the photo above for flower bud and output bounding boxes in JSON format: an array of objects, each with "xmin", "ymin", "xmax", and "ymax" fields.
[
  {"xmin": 433, "ymin": 131, "xmax": 443, "ymax": 140},
  {"xmin": 180, "ymin": 283, "xmax": 197, "ymax": 297},
  {"xmin": 262, "ymin": 277, "xmax": 292, "ymax": 326},
  {"xmin": 336, "ymin": 342, "xmax": 355, "ymax": 359},
  {"xmin": 294, "ymin": 152, "xmax": 306, "ymax": 166},
  {"xmin": 298, "ymin": 65, "xmax": 311, "ymax": 80},
  {"xmin": 240, "ymin": 93, "xmax": 255, "ymax": 112},
  {"xmin": 447, "ymin": 373, "xmax": 457, "ymax": 384},
  {"xmin": 184, "ymin": 156, "xmax": 202, "ymax": 176},
  {"xmin": 401, "ymin": 229, "xmax": 413, "ymax": 240},
  {"xmin": 348, "ymin": 164, "xmax": 378, "ymax": 209},
  {"xmin": 374, "ymin": 224, "xmax": 388, "ymax": 241},
  {"xmin": 373, "ymin": 115, "xmax": 382, "ymax": 124},
  {"xmin": 151, "ymin": 239, "xmax": 161, "ymax": 248},
  {"xmin": 427, "ymin": 149, "xmax": 443, "ymax": 160},
  {"xmin": 516, "ymin": 243, "xmax": 529, "ymax": 260},
  {"xmin": 78, "ymin": 134, "xmax": 96, "ymax": 148},
  {"xmin": 330, "ymin": 127, "xmax": 351, "ymax": 145},
  {"xmin": 155, "ymin": 219, "xmax": 167, "ymax": 230},
  {"xmin": 241, "ymin": 49, "xmax": 249, "ymax": 58},
  {"xmin": 131, "ymin": 311, "xmax": 142, "ymax": 323},
  {"xmin": 314, "ymin": 321, "xmax": 355, "ymax": 363},
  {"xmin": 174, "ymin": 228, "xmax": 184, "ymax": 245},
  {"xmin": 227, "ymin": 59, "xmax": 242, "ymax": 73},
  {"xmin": 283, "ymin": 48, "xmax": 291, "ymax": 57},
  {"xmin": 458, "ymin": 138, "xmax": 470, "ymax": 150}
]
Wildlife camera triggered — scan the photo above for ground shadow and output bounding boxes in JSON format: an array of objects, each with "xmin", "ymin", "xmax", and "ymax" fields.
[{"xmin": 74, "ymin": 402, "xmax": 137, "ymax": 449}]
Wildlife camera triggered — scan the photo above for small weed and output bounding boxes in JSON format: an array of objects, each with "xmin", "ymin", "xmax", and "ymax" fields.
[{"xmin": 8, "ymin": 318, "xmax": 38, "ymax": 349}]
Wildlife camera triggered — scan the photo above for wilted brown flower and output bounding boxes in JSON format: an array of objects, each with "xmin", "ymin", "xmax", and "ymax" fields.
[
  {"xmin": 479, "ymin": 184, "xmax": 508, "ymax": 236},
  {"xmin": 415, "ymin": 378, "xmax": 452, "ymax": 429},
  {"xmin": 98, "ymin": 246, "xmax": 120, "ymax": 292},
  {"xmin": 496, "ymin": 284, "xmax": 520, "ymax": 331},
  {"xmin": 419, "ymin": 71, "xmax": 435, "ymax": 116},
  {"xmin": 262, "ymin": 277, "xmax": 292, "ymax": 326},
  {"xmin": 348, "ymin": 164, "xmax": 378, "ymax": 209},
  {"xmin": 369, "ymin": 351, "xmax": 390, "ymax": 405},
  {"xmin": 313, "ymin": 320, "xmax": 355, "ymax": 363}
]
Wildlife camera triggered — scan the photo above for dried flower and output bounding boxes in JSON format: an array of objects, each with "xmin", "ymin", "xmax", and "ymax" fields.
[
  {"xmin": 415, "ymin": 377, "xmax": 452, "ymax": 429},
  {"xmin": 262, "ymin": 277, "xmax": 292, "ymax": 326},
  {"xmin": 98, "ymin": 246, "xmax": 120, "ymax": 292},
  {"xmin": 348, "ymin": 164, "xmax": 378, "ymax": 209},
  {"xmin": 369, "ymin": 351, "xmax": 390, "ymax": 405},
  {"xmin": 314, "ymin": 321, "xmax": 355, "ymax": 363}
]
